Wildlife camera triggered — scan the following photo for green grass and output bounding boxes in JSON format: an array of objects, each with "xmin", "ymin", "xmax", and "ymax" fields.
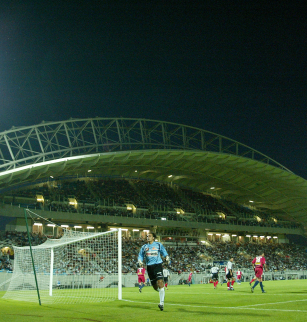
[{"xmin": 0, "ymin": 280, "xmax": 306, "ymax": 322}]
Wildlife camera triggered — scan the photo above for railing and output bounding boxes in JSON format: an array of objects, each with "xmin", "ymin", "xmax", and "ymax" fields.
[{"xmin": 0, "ymin": 201, "xmax": 302, "ymax": 232}]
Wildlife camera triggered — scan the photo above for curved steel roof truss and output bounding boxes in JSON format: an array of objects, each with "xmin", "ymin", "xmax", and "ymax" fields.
[{"xmin": 0, "ymin": 118, "xmax": 291, "ymax": 172}]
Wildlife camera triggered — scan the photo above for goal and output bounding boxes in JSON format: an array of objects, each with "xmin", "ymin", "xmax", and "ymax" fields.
[{"xmin": 3, "ymin": 228, "xmax": 122, "ymax": 304}]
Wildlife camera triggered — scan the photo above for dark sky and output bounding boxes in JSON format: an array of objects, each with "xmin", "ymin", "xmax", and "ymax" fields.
[{"xmin": 0, "ymin": 1, "xmax": 306, "ymax": 178}]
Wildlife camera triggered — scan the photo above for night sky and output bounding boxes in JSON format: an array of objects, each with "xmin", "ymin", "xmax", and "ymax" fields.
[{"xmin": 0, "ymin": 1, "xmax": 306, "ymax": 178}]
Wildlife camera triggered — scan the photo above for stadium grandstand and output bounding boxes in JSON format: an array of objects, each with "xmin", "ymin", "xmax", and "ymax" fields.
[{"xmin": 0, "ymin": 117, "xmax": 307, "ymax": 284}]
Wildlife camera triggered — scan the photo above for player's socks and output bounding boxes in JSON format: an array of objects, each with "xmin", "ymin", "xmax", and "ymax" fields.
[
  {"xmin": 159, "ymin": 287, "xmax": 165, "ymax": 305},
  {"xmin": 260, "ymin": 282, "xmax": 264, "ymax": 292},
  {"xmin": 251, "ymin": 278, "xmax": 255, "ymax": 284},
  {"xmin": 231, "ymin": 280, "xmax": 235, "ymax": 286},
  {"xmin": 253, "ymin": 281, "xmax": 259, "ymax": 289},
  {"xmin": 227, "ymin": 282, "xmax": 230, "ymax": 288},
  {"xmin": 165, "ymin": 283, "xmax": 168, "ymax": 288}
]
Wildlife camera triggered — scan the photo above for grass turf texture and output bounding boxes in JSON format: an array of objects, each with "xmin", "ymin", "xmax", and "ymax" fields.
[{"xmin": 0, "ymin": 280, "xmax": 306, "ymax": 322}]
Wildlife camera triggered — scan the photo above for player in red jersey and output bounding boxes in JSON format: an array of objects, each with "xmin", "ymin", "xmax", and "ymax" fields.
[
  {"xmin": 236, "ymin": 269, "xmax": 242, "ymax": 284},
  {"xmin": 251, "ymin": 250, "xmax": 267, "ymax": 293},
  {"xmin": 137, "ymin": 264, "xmax": 146, "ymax": 293},
  {"xmin": 187, "ymin": 270, "xmax": 193, "ymax": 286}
]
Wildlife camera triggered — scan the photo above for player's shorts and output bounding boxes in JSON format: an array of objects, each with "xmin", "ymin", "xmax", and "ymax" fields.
[
  {"xmin": 147, "ymin": 263, "xmax": 163, "ymax": 285},
  {"xmin": 226, "ymin": 272, "xmax": 233, "ymax": 280},
  {"xmin": 138, "ymin": 276, "xmax": 145, "ymax": 283},
  {"xmin": 237, "ymin": 275, "xmax": 241, "ymax": 279},
  {"xmin": 163, "ymin": 277, "xmax": 168, "ymax": 283},
  {"xmin": 212, "ymin": 273, "xmax": 218, "ymax": 280},
  {"xmin": 255, "ymin": 267, "xmax": 263, "ymax": 279}
]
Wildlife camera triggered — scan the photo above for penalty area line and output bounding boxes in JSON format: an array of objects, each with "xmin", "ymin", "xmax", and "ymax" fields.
[{"xmin": 122, "ymin": 299, "xmax": 307, "ymax": 313}]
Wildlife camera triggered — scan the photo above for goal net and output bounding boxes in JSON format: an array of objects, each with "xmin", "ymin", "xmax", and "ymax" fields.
[{"xmin": 3, "ymin": 228, "xmax": 122, "ymax": 304}]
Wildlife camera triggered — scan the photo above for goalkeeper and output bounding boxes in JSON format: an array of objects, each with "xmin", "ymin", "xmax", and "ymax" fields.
[{"xmin": 138, "ymin": 231, "xmax": 170, "ymax": 311}]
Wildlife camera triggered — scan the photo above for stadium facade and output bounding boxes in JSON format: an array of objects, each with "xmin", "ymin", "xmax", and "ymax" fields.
[{"xmin": 0, "ymin": 117, "xmax": 306, "ymax": 242}]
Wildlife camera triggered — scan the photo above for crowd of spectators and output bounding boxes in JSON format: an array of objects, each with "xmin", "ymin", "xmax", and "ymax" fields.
[
  {"xmin": 121, "ymin": 238, "xmax": 307, "ymax": 274},
  {"xmin": 2, "ymin": 231, "xmax": 47, "ymax": 247},
  {"xmin": 0, "ymin": 231, "xmax": 47, "ymax": 272},
  {"xmin": 1, "ymin": 232, "xmax": 306, "ymax": 274},
  {"xmin": 0, "ymin": 257, "xmax": 13, "ymax": 271}
]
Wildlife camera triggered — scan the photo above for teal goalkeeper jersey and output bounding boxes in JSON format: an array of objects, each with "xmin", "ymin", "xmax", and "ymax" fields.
[{"xmin": 138, "ymin": 242, "xmax": 168, "ymax": 266}]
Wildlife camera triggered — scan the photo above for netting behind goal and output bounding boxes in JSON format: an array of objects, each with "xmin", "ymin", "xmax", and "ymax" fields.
[{"xmin": 3, "ymin": 229, "xmax": 122, "ymax": 304}]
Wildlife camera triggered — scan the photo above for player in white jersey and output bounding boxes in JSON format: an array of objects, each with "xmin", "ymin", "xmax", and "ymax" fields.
[
  {"xmin": 210, "ymin": 265, "xmax": 219, "ymax": 288},
  {"xmin": 163, "ymin": 268, "xmax": 170, "ymax": 290},
  {"xmin": 226, "ymin": 258, "xmax": 235, "ymax": 290}
]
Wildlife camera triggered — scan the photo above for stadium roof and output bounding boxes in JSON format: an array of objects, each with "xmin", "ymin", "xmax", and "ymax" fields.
[{"xmin": 0, "ymin": 118, "xmax": 306, "ymax": 227}]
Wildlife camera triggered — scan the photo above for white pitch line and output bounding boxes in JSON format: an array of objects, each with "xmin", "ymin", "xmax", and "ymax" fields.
[
  {"xmin": 122, "ymin": 299, "xmax": 307, "ymax": 313},
  {"xmin": 236, "ymin": 298, "xmax": 307, "ymax": 308},
  {"xmin": 235, "ymin": 307, "xmax": 307, "ymax": 313},
  {"xmin": 165, "ymin": 291, "xmax": 307, "ymax": 296}
]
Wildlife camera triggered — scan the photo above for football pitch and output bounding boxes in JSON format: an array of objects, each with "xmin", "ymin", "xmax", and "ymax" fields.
[{"xmin": 0, "ymin": 280, "xmax": 306, "ymax": 322}]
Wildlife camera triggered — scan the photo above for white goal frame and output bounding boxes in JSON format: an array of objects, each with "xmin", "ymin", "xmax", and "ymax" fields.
[{"xmin": 4, "ymin": 228, "xmax": 122, "ymax": 304}]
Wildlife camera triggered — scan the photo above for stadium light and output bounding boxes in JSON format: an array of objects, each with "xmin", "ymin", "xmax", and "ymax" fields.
[
  {"xmin": 133, "ymin": 229, "xmax": 139, "ymax": 231},
  {"xmin": 168, "ymin": 175, "xmax": 172, "ymax": 178},
  {"xmin": 273, "ymin": 236, "xmax": 278, "ymax": 239},
  {"xmin": 74, "ymin": 226, "xmax": 82, "ymax": 229},
  {"xmin": 87, "ymin": 226, "xmax": 94, "ymax": 229},
  {"xmin": 246, "ymin": 235, "xmax": 251, "ymax": 237},
  {"xmin": 232, "ymin": 234, "xmax": 237, "ymax": 237},
  {"xmin": 249, "ymin": 200, "xmax": 254, "ymax": 203},
  {"xmin": 216, "ymin": 234, "xmax": 221, "ymax": 236},
  {"xmin": 267, "ymin": 236, "xmax": 271, "ymax": 239},
  {"xmin": 210, "ymin": 187, "xmax": 215, "ymax": 189},
  {"xmin": 208, "ymin": 233, "xmax": 213, "ymax": 235},
  {"xmin": 122, "ymin": 229, "xmax": 128, "ymax": 231},
  {"xmin": 47, "ymin": 224, "xmax": 56, "ymax": 227},
  {"xmin": 161, "ymin": 217, "xmax": 166, "ymax": 220},
  {"xmin": 253, "ymin": 235, "xmax": 258, "ymax": 238},
  {"xmin": 61, "ymin": 225, "xmax": 69, "ymax": 228},
  {"xmin": 135, "ymin": 170, "xmax": 137, "ymax": 172},
  {"xmin": 88, "ymin": 169, "xmax": 92, "ymax": 172},
  {"xmin": 36, "ymin": 196, "xmax": 44, "ymax": 202},
  {"xmin": 34, "ymin": 223, "xmax": 42, "ymax": 226},
  {"xmin": 50, "ymin": 176, "xmax": 53, "ymax": 178}
]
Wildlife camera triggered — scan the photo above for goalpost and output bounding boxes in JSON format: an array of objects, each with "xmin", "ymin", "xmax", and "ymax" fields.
[{"xmin": 3, "ymin": 226, "xmax": 122, "ymax": 304}]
